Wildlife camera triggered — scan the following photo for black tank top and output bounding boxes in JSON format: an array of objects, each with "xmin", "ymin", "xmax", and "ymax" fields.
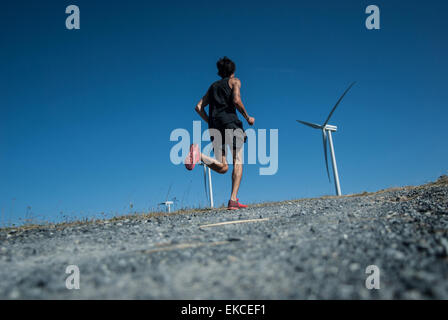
[{"xmin": 207, "ymin": 77, "xmax": 240, "ymax": 128}]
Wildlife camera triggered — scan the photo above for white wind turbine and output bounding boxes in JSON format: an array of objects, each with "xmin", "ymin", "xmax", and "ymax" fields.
[
  {"xmin": 200, "ymin": 162, "xmax": 214, "ymax": 208},
  {"xmin": 158, "ymin": 184, "xmax": 177, "ymax": 213},
  {"xmin": 159, "ymin": 200, "xmax": 174, "ymax": 213},
  {"xmin": 297, "ymin": 82, "xmax": 356, "ymax": 196}
]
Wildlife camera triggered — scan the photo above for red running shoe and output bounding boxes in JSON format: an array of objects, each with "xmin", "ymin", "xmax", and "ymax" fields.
[
  {"xmin": 227, "ymin": 199, "xmax": 248, "ymax": 210},
  {"xmin": 236, "ymin": 198, "xmax": 248, "ymax": 208},
  {"xmin": 184, "ymin": 144, "xmax": 200, "ymax": 171},
  {"xmin": 227, "ymin": 199, "xmax": 240, "ymax": 210}
]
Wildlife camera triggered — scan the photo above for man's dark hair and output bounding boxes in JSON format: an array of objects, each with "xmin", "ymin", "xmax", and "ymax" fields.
[{"xmin": 216, "ymin": 57, "xmax": 236, "ymax": 78}]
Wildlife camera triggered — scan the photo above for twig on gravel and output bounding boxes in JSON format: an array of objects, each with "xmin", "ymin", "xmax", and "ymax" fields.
[{"xmin": 199, "ymin": 218, "xmax": 269, "ymax": 229}]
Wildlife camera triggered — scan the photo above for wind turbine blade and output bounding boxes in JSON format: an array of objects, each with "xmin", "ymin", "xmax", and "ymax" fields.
[
  {"xmin": 323, "ymin": 82, "xmax": 356, "ymax": 126},
  {"xmin": 296, "ymin": 120, "xmax": 323, "ymax": 129},
  {"xmin": 165, "ymin": 183, "xmax": 172, "ymax": 202},
  {"xmin": 322, "ymin": 130, "xmax": 331, "ymax": 182}
]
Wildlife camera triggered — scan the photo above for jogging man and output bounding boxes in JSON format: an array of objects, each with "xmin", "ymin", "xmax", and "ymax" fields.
[{"xmin": 184, "ymin": 57, "xmax": 255, "ymax": 210}]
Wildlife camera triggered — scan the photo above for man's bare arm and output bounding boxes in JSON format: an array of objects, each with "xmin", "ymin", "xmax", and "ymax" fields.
[
  {"xmin": 195, "ymin": 91, "xmax": 209, "ymax": 123},
  {"xmin": 231, "ymin": 78, "xmax": 255, "ymax": 125}
]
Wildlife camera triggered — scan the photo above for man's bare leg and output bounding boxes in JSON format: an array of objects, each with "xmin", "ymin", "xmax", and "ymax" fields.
[
  {"xmin": 230, "ymin": 147, "xmax": 243, "ymax": 201},
  {"xmin": 200, "ymin": 151, "xmax": 229, "ymax": 174}
]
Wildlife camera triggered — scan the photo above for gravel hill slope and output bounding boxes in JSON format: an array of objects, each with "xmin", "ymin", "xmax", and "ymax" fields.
[{"xmin": 1, "ymin": 178, "xmax": 447, "ymax": 299}]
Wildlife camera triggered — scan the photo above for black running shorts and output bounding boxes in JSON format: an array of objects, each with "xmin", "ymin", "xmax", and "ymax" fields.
[{"xmin": 209, "ymin": 120, "xmax": 246, "ymax": 156}]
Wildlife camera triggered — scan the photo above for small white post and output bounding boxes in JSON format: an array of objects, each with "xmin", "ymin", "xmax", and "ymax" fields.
[
  {"xmin": 207, "ymin": 167, "xmax": 214, "ymax": 208},
  {"xmin": 327, "ymin": 130, "xmax": 342, "ymax": 196}
]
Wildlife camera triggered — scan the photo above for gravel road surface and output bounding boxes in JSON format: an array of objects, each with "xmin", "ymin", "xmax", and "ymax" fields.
[{"xmin": 1, "ymin": 178, "xmax": 447, "ymax": 299}]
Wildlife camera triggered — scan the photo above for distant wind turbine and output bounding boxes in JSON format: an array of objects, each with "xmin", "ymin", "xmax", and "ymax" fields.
[
  {"xmin": 200, "ymin": 162, "xmax": 214, "ymax": 208},
  {"xmin": 159, "ymin": 200, "xmax": 174, "ymax": 213},
  {"xmin": 297, "ymin": 82, "xmax": 356, "ymax": 196},
  {"xmin": 158, "ymin": 184, "xmax": 177, "ymax": 213}
]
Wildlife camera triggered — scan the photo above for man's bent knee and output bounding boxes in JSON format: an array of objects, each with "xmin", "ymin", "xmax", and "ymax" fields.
[{"xmin": 218, "ymin": 164, "xmax": 229, "ymax": 174}]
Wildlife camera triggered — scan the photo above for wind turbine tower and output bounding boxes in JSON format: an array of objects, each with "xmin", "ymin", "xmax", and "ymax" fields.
[{"xmin": 200, "ymin": 162, "xmax": 214, "ymax": 208}]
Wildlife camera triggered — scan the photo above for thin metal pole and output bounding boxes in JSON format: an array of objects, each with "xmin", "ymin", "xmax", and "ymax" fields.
[
  {"xmin": 327, "ymin": 130, "xmax": 342, "ymax": 196},
  {"xmin": 207, "ymin": 167, "xmax": 214, "ymax": 208}
]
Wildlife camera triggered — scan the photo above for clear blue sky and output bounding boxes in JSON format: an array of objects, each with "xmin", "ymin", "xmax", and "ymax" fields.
[{"xmin": 1, "ymin": 0, "xmax": 447, "ymax": 226}]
